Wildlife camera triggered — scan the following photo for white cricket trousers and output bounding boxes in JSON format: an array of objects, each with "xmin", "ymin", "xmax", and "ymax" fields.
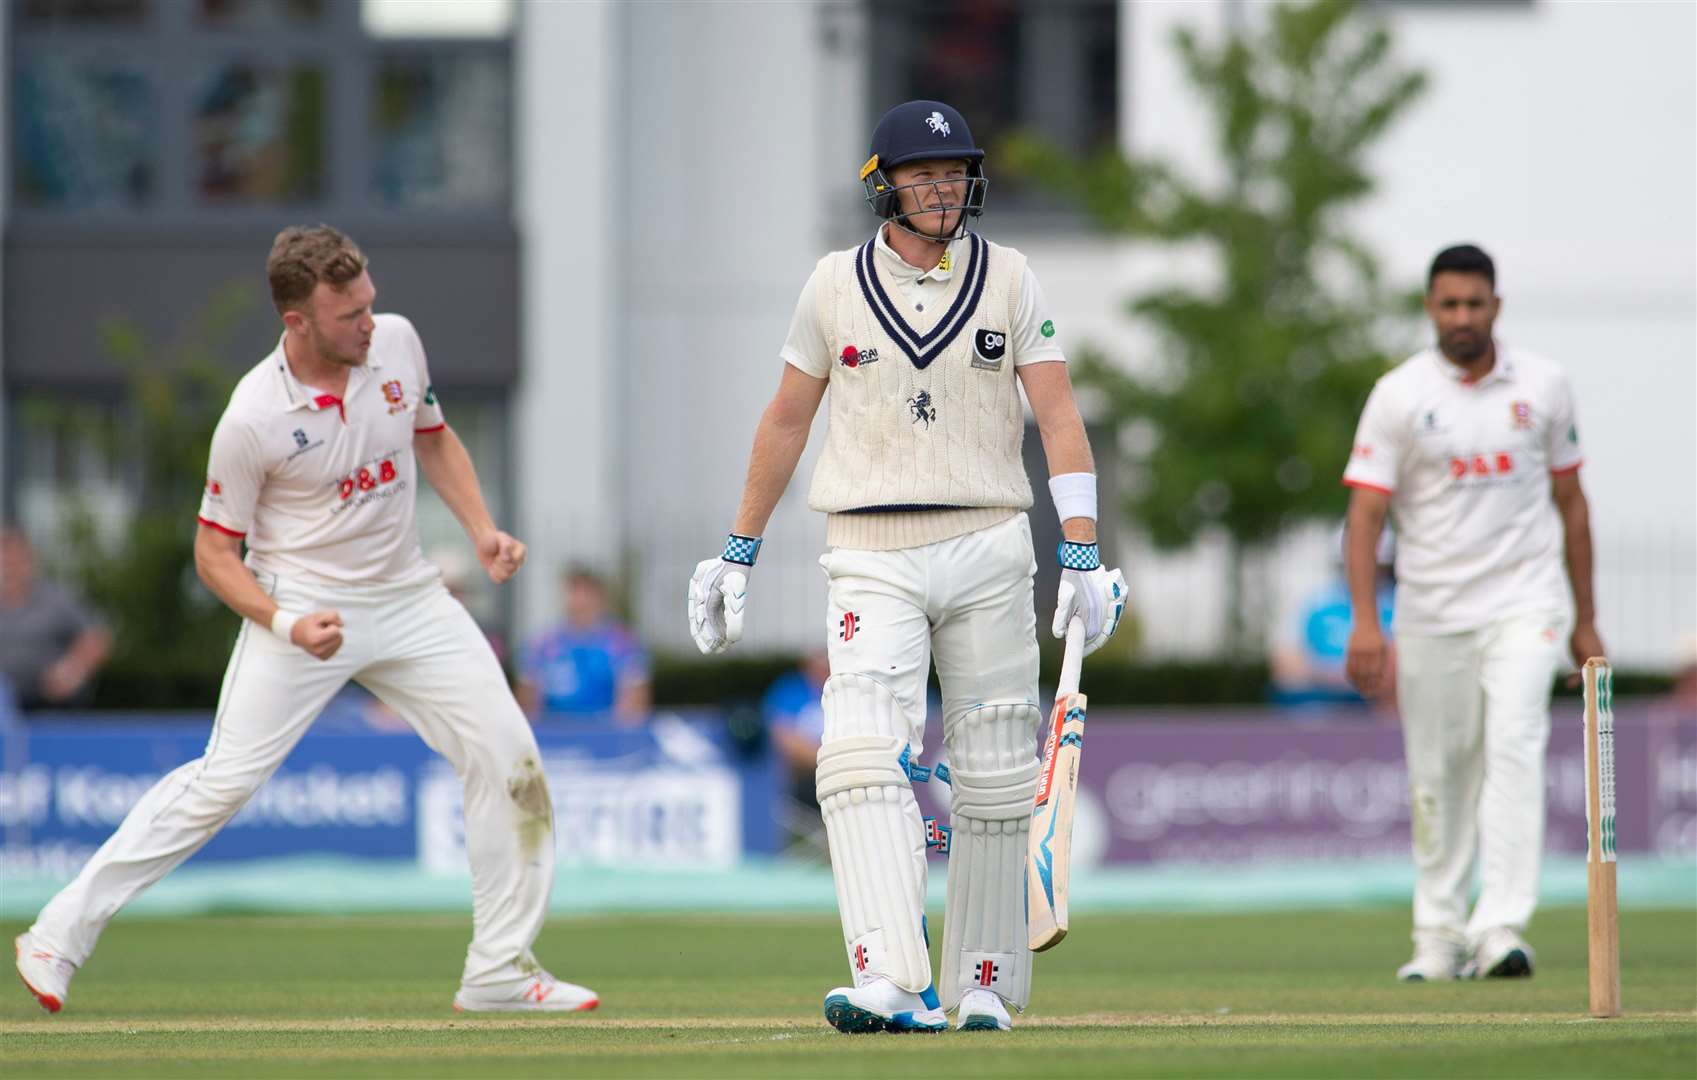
[
  {"xmin": 30, "ymin": 572, "xmax": 553, "ymax": 988},
  {"xmin": 1395, "ymin": 610, "xmax": 1568, "ymax": 947},
  {"xmin": 821, "ymin": 513, "xmax": 1041, "ymax": 743}
]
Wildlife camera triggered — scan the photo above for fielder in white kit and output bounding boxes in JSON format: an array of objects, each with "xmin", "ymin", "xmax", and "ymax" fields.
[
  {"xmin": 15, "ymin": 226, "xmax": 596, "ymax": 1015},
  {"xmin": 687, "ymin": 101, "xmax": 1126, "ymax": 1034},
  {"xmin": 1343, "ymin": 243, "xmax": 1605, "ymax": 982}
]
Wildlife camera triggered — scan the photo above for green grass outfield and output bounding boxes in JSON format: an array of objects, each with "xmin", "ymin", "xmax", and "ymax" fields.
[{"xmin": 3, "ymin": 908, "xmax": 1693, "ymax": 1078}]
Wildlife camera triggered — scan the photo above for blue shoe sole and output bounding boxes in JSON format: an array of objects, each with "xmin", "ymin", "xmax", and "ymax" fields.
[
  {"xmin": 959, "ymin": 1015, "xmax": 1006, "ymax": 1031},
  {"xmin": 823, "ymin": 994, "xmax": 945, "ymax": 1034}
]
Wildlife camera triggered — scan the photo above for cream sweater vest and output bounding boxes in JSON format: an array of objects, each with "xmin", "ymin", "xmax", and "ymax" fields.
[{"xmin": 807, "ymin": 232, "xmax": 1032, "ymax": 550}]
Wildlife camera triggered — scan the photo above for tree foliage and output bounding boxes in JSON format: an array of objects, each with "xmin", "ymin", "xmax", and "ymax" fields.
[
  {"xmin": 1004, "ymin": 0, "xmax": 1426, "ymax": 552},
  {"xmin": 35, "ymin": 284, "xmax": 255, "ymax": 707}
]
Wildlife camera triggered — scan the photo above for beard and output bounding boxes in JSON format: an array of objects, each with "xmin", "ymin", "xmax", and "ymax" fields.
[{"xmin": 1441, "ymin": 330, "xmax": 1488, "ymax": 362}]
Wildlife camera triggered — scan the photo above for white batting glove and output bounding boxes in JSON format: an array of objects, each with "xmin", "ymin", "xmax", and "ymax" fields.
[
  {"xmin": 1052, "ymin": 541, "xmax": 1126, "ymax": 657},
  {"xmin": 688, "ymin": 534, "xmax": 760, "ymax": 655}
]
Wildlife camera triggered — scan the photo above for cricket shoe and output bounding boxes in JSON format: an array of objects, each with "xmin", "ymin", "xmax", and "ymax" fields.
[
  {"xmin": 1396, "ymin": 938, "xmax": 1462, "ymax": 982},
  {"xmin": 955, "ymin": 988, "xmax": 1012, "ymax": 1031},
  {"xmin": 453, "ymin": 971, "xmax": 599, "ymax": 1013},
  {"xmin": 1463, "ymin": 927, "xmax": 1535, "ymax": 979},
  {"xmin": 15, "ymin": 933, "xmax": 76, "ymax": 1014},
  {"xmin": 822, "ymin": 977, "xmax": 947, "ymax": 1034}
]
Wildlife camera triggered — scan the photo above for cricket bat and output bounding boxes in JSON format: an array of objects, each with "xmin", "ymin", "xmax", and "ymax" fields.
[
  {"xmin": 1582, "ymin": 657, "xmax": 1621, "ymax": 1018},
  {"xmin": 1027, "ymin": 617, "xmax": 1088, "ymax": 952}
]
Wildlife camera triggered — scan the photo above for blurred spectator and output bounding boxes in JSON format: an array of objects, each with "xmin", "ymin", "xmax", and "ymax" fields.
[
  {"xmin": 518, "ymin": 568, "xmax": 650, "ymax": 725},
  {"xmin": 0, "ymin": 526, "xmax": 112, "ymax": 710},
  {"xmin": 762, "ymin": 649, "xmax": 828, "ymax": 856},
  {"xmin": 765, "ymin": 649, "xmax": 829, "ymax": 799},
  {"xmin": 1270, "ymin": 524, "xmax": 1395, "ymax": 711}
]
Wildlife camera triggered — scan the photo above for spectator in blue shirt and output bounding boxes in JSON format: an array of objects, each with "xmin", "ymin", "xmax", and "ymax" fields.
[
  {"xmin": 764, "ymin": 649, "xmax": 830, "ymax": 803},
  {"xmin": 1271, "ymin": 523, "xmax": 1396, "ymax": 711},
  {"xmin": 518, "ymin": 569, "xmax": 651, "ymax": 724}
]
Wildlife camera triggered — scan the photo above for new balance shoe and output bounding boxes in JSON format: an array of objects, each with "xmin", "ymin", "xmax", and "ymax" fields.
[
  {"xmin": 453, "ymin": 971, "xmax": 599, "ymax": 1013},
  {"xmin": 823, "ymin": 976, "xmax": 947, "ymax": 1034},
  {"xmin": 955, "ymin": 987, "xmax": 1012, "ymax": 1031},
  {"xmin": 1396, "ymin": 938, "xmax": 1462, "ymax": 982},
  {"xmin": 15, "ymin": 933, "xmax": 76, "ymax": 1014},
  {"xmin": 1464, "ymin": 927, "xmax": 1535, "ymax": 979}
]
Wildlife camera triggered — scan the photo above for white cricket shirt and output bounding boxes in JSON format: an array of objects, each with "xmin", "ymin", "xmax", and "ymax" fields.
[
  {"xmin": 780, "ymin": 226, "xmax": 1064, "ymax": 378},
  {"xmin": 1343, "ymin": 344, "xmax": 1584, "ymax": 635},
  {"xmin": 197, "ymin": 313, "xmax": 448, "ymax": 587}
]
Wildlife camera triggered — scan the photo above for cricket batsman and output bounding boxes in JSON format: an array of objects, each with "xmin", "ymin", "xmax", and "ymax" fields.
[
  {"xmin": 15, "ymin": 226, "xmax": 596, "ymax": 1015},
  {"xmin": 688, "ymin": 100, "xmax": 1126, "ymax": 1033},
  {"xmin": 1344, "ymin": 243, "xmax": 1605, "ymax": 982}
]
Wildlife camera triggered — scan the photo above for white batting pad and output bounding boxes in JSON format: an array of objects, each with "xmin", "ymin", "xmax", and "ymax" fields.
[
  {"xmin": 941, "ymin": 700, "xmax": 1040, "ymax": 1011},
  {"xmin": 816, "ymin": 675, "xmax": 935, "ymax": 995}
]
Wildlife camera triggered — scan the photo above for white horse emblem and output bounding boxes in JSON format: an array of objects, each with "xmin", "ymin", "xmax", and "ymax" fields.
[{"xmin": 925, "ymin": 111, "xmax": 951, "ymax": 137}]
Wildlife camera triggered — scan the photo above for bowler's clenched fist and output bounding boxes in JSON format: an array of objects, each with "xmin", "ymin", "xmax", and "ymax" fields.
[
  {"xmin": 293, "ymin": 610, "xmax": 345, "ymax": 661},
  {"xmin": 477, "ymin": 529, "xmax": 527, "ymax": 584}
]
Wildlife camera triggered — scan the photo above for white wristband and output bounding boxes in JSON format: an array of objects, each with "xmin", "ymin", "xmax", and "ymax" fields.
[
  {"xmin": 269, "ymin": 609, "xmax": 302, "ymax": 645},
  {"xmin": 1048, "ymin": 472, "xmax": 1097, "ymax": 523}
]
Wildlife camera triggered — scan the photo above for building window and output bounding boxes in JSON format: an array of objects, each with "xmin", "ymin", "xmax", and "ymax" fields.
[
  {"xmin": 867, "ymin": 0, "xmax": 1119, "ymax": 208},
  {"xmin": 7, "ymin": 1, "xmax": 512, "ymax": 219},
  {"xmin": 11, "ymin": 59, "xmax": 153, "ymax": 208},
  {"xmin": 197, "ymin": 0, "xmax": 325, "ymax": 29},
  {"xmin": 194, "ymin": 61, "xmax": 327, "ymax": 204},
  {"xmin": 372, "ymin": 51, "xmax": 508, "ymax": 209}
]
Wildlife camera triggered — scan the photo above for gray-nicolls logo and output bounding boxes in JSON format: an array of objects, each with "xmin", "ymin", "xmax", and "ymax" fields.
[{"xmin": 926, "ymin": 111, "xmax": 951, "ymax": 137}]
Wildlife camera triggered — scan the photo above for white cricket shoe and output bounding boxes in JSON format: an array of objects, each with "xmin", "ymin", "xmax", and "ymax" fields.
[
  {"xmin": 955, "ymin": 987, "xmax": 1012, "ymax": 1031},
  {"xmin": 15, "ymin": 933, "xmax": 76, "ymax": 1014},
  {"xmin": 453, "ymin": 970, "xmax": 599, "ymax": 1013},
  {"xmin": 822, "ymin": 977, "xmax": 947, "ymax": 1034},
  {"xmin": 1396, "ymin": 938, "xmax": 1462, "ymax": 982},
  {"xmin": 1464, "ymin": 927, "xmax": 1535, "ymax": 979}
]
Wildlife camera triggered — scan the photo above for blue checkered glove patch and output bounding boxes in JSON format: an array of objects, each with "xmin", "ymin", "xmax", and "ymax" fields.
[
  {"xmin": 1058, "ymin": 540, "xmax": 1100, "ymax": 571},
  {"xmin": 721, "ymin": 533, "xmax": 762, "ymax": 566}
]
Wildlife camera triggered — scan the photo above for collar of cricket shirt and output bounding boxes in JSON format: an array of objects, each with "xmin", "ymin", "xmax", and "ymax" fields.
[
  {"xmin": 873, "ymin": 224, "xmax": 969, "ymax": 284},
  {"xmin": 1430, "ymin": 341, "xmax": 1515, "ymax": 389}
]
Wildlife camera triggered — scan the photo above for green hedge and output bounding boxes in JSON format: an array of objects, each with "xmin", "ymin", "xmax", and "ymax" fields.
[{"xmin": 66, "ymin": 648, "xmax": 1673, "ymax": 714}]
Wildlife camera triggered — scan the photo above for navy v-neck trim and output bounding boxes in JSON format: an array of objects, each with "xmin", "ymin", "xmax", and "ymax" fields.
[{"xmin": 855, "ymin": 233, "xmax": 989, "ymax": 370}]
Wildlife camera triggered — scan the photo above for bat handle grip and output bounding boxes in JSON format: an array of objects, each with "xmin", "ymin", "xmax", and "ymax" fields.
[{"xmin": 1057, "ymin": 616, "xmax": 1085, "ymax": 700}]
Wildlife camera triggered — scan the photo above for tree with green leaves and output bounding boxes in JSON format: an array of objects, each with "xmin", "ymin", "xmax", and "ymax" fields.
[
  {"xmin": 1004, "ymin": 0, "xmax": 1426, "ymax": 654},
  {"xmin": 24, "ymin": 283, "xmax": 255, "ymax": 707}
]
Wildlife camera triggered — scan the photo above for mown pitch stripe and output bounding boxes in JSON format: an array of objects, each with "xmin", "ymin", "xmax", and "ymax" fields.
[{"xmin": 4, "ymin": 1010, "xmax": 1692, "ymax": 1035}]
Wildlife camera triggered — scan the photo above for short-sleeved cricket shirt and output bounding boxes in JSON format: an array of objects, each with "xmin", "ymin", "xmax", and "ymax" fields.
[
  {"xmin": 197, "ymin": 313, "xmax": 447, "ymax": 587},
  {"xmin": 1343, "ymin": 344, "xmax": 1584, "ymax": 635}
]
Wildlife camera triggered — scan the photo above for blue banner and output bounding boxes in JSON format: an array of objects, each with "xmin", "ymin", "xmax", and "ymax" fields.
[{"xmin": 0, "ymin": 712, "xmax": 780, "ymax": 877}]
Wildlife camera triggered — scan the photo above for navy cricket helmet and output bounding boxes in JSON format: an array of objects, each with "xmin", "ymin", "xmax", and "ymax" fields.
[{"xmin": 860, "ymin": 100, "xmax": 988, "ymax": 242}]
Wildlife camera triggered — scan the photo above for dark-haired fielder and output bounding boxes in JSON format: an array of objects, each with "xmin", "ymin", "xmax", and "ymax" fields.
[
  {"xmin": 1343, "ymin": 243, "xmax": 1604, "ymax": 983},
  {"xmin": 15, "ymin": 226, "xmax": 595, "ymax": 1016}
]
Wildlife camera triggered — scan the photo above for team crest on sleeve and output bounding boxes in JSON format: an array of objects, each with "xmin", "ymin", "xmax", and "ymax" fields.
[
  {"xmin": 382, "ymin": 380, "xmax": 406, "ymax": 414},
  {"xmin": 908, "ymin": 391, "xmax": 937, "ymax": 427},
  {"xmin": 972, "ymin": 328, "xmax": 1007, "ymax": 371}
]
